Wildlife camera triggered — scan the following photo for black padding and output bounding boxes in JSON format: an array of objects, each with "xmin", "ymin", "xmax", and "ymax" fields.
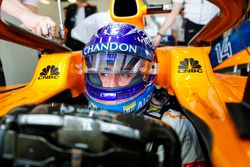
[
  {"xmin": 226, "ymin": 71, "xmax": 250, "ymax": 138},
  {"xmin": 114, "ymin": 0, "xmax": 137, "ymax": 17},
  {"xmin": 242, "ymin": 72, "xmax": 250, "ymax": 105},
  {"xmin": 227, "ymin": 102, "xmax": 250, "ymax": 138},
  {"xmin": 86, "ymin": 73, "xmax": 102, "ymax": 87},
  {"xmin": 0, "ymin": 59, "xmax": 5, "ymax": 86}
]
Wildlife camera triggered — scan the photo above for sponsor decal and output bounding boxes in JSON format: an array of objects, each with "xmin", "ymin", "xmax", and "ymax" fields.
[
  {"xmin": 84, "ymin": 42, "xmax": 137, "ymax": 55},
  {"xmin": 83, "ymin": 42, "xmax": 153, "ymax": 60},
  {"xmin": 209, "ymin": 21, "xmax": 250, "ymax": 67},
  {"xmin": 148, "ymin": 106, "xmax": 161, "ymax": 112},
  {"xmin": 90, "ymin": 102, "xmax": 97, "ymax": 109},
  {"xmin": 178, "ymin": 58, "xmax": 203, "ymax": 73},
  {"xmin": 38, "ymin": 65, "xmax": 60, "ymax": 80},
  {"xmin": 215, "ymin": 37, "xmax": 232, "ymax": 63},
  {"xmin": 123, "ymin": 101, "xmax": 136, "ymax": 113},
  {"xmin": 138, "ymin": 94, "xmax": 152, "ymax": 110}
]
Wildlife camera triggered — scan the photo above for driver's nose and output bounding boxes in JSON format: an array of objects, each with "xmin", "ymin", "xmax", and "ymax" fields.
[{"xmin": 104, "ymin": 74, "xmax": 119, "ymax": 87}]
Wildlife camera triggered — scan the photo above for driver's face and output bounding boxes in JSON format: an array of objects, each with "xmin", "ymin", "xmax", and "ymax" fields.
[{"xmin": 99, "ymin": 73, "xmax": 136, "ymax": 87}]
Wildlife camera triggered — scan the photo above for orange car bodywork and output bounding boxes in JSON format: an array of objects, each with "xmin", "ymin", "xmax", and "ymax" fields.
[
  {"xmin": 0, "ymin": 0, "xmax": 250, "ymax": 166},
  {"xmin": 0, "ymin": 51, "xmax": 84, "ymax": 116},
  {"xmin": 213, "ymin": 46, "xmax": 250, "ymax": 71},
  {"xmin": 0, "ymin": 44, "xmax": 249, "ymax": 166},
  {"xmin": 157, "ymin": 46, "xmax": 249, "ymax": 166}
]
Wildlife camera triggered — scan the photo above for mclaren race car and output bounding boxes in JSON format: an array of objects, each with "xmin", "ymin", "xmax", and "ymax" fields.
[{"xmin": 0, "ymin": 0, "xmax": 250, "ymax": 166}]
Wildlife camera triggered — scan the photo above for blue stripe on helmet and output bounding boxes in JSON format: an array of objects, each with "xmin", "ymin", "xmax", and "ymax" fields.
[
  {"xmin": 83, "ymin": 42, "xmax": 154, "ymax": 61},
  {"xmin": 88, "ymin": 83, "xmax": 155, "ymax": 113}
]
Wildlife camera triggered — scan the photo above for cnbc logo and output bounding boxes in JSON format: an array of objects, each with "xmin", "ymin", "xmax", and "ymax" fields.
[
  {"xmin": 38, "ymin": 65, "xmax": 60, "ymax": 80},
  {"xmin": 178, "ymin": 58, "xmax": 203, "ymax": 73}
]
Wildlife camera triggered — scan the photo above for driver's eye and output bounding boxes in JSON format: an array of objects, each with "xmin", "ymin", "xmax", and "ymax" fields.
[{"xmin": 119, "ymin": 74, "xmax": 129, "ymax": 77}]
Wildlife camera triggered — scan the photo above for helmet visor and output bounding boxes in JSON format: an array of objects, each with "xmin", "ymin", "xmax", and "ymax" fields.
[{"xmin": 83, "ymin": 53, "xmax": 158, "ymax": 75}]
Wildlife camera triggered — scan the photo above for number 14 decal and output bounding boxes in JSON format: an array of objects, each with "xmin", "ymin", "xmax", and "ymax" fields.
[{"xmin": 215, "ymin": 37, "xmax": 232, "ymax": 63}]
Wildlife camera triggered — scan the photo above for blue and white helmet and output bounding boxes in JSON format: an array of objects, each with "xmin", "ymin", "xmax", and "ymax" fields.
[{"xmin": 82, "ymin": 23, "xmax": 158, "ymax": 113}]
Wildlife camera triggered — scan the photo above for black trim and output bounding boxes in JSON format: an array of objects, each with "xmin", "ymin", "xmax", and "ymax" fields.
[
  {"xmin": 0, "ymin": 59, "xmax": 5, "ymax": 86},
  {"xmin": 227, "ymin": 102, "xmax": 250, "ymax": 138},
  {"xmin": 242, "ymin": 72, "xmax": 250, "ymax": 105},
  {"xmin": 0, "ymin": 85, "xmax": 25, "ymax": 94},
  {"xmin": 243, "ymin": 0, "xmax": 249, "ymax": 17},
  {"xmin": 114, "ymin": 0, "xmax": 137, "ymax": 17},
  {"xmin": 226, "ymin": 71, "xmax": 250, "ymax": 138}
]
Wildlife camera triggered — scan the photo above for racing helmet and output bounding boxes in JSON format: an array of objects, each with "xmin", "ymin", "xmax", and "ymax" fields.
[{"xmin": 82, "ymin": 23, "xmax": 158, "ymax": 113}]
